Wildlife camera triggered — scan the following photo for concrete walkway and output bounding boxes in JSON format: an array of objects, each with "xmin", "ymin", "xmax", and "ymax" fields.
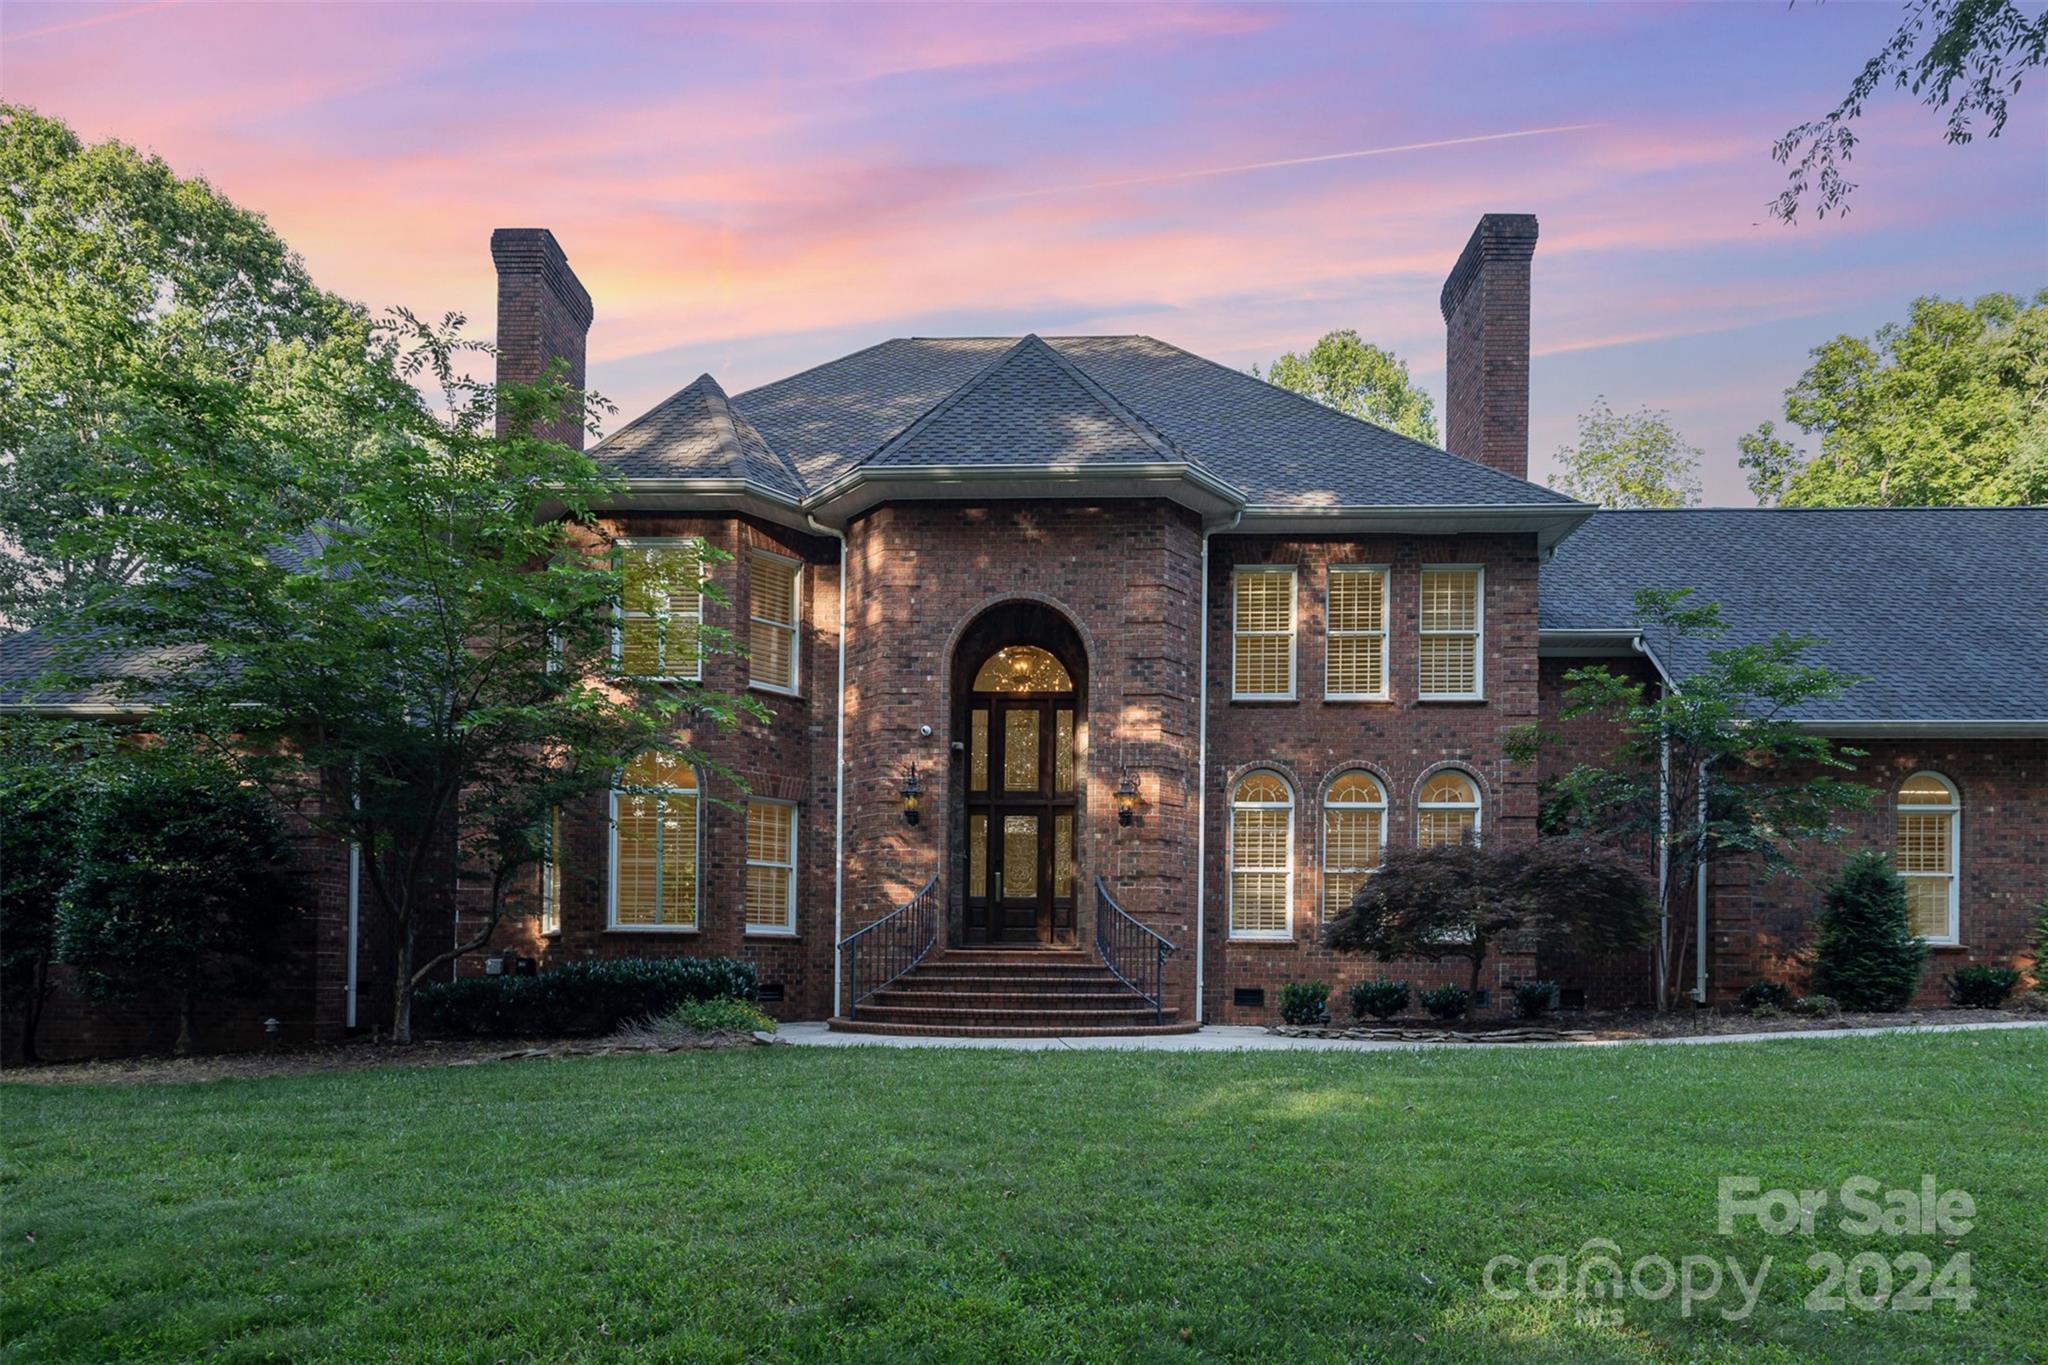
[{"xmin": 777, "ymin": 1018, "xmax": 2048, "ymax": 1053}]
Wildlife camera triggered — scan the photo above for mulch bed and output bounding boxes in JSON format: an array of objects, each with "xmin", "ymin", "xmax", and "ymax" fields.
[{"xmin": 1272, "ymin": 1002, "xmax": 2045, "ymax": 1044}]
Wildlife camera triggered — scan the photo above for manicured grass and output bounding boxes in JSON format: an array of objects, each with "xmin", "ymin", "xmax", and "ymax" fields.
[{"xmin": 3, "ymin": 1032, "xmax": 2044, "ymax": 1362}]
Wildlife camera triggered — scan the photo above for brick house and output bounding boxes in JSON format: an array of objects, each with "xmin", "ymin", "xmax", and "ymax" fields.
[{"xmin": 6, "ymin": 213, "xmax": 2043, "ymax": 1054}]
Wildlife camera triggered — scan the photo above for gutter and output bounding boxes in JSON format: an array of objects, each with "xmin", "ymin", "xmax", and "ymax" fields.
[{"xmin": 807, "ymin": 515, "xmax": 850, "ymax": 1019}]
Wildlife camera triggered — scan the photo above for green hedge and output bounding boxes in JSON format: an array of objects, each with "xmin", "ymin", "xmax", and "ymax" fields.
[{"xmin": 413, "ymin": 958, "xmax": 758, "ymax": 1037}]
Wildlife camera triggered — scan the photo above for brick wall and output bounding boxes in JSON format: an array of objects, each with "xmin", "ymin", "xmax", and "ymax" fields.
[
  {"xmin": 1440, "ymin": 214, "xmax": 1538, "ymax": 481},
  {"xmin": 838, "ymin": 500, "xmax": 1206, "ymax": 1015},
  {"xmin": 1203, "ymin": 532, "xmax": 1545, "ymax": 1022},
  {"xmin": 468, "ymin": 512, "xmax": 844, "ymax": 1020},
  {"xmin": 1705, "ymin": 738, "xmax": 2045, "ymax": 1005}
]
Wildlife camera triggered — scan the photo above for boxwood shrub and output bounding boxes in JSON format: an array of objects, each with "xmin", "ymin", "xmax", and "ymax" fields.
[{"xmin": 413, "ymin": 957, "xmax": 759, "ymax": 1038}]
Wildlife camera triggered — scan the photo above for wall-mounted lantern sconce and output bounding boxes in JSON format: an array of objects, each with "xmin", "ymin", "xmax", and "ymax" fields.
[
  {"xmin": 900, "ymin": 762, "xmax": 923, "ymax": 825},
  {"xmin": 1116, "ymin": 765, "xmax": 1138, "ymax": 826}
]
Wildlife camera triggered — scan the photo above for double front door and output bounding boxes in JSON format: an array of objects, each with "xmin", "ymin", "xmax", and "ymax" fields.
[{"xmin": 963, "ymin": 693, "xmax": 1077, "ymax": 944}]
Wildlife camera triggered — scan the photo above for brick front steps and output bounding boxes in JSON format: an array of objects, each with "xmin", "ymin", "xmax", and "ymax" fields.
[{"xmin": 828, "ymin": 947, "xmax": 1194, "ymax": 1038}]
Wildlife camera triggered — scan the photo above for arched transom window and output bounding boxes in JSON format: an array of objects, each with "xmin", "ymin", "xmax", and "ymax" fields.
[
  {"xmin": 1417, "ymin": 771, "xmax": 1480, "ymax": 848},
  {"xmin": 1896, "ymin": 773, "xmax": 1960, "ymax": 944},
  {"xmin": 973, "ymin": 645, "xmax": 1074, "ymax": 693},
  {"xmin": 1323, "ymin": 771, "xmax": 1386, "ymax": 920},
  {"xmin": 611, "ymin": 751, "xmax": 700, "ymax": 929},
  {"xmin": 1230, "ymin": 771, "xmax": 1294, "ymax": 939}
]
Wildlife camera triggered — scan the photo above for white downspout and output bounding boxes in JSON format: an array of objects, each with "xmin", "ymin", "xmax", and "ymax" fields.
[
  {"xmin": 1693, "ymin": 758, "xmax": 1710, "ymax": 1004},
  {"xmin": 1193, "ymin": 510, "xmax": 1241, "ymax": 1024},
  {"xmin": 810, "ymin": 516, "xmax": 849, "ymax": 1018}
]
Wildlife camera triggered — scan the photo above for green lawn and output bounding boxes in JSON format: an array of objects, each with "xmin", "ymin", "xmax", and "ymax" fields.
[{"xmin": 3, "ymin": 1033, "xmax": 2044, "ymax": 1363}]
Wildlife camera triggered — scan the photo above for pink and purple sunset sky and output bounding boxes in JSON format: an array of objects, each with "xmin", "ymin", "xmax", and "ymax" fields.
[{"xmin": 6, "ymin": 1, "xmax": 2044, "ymax": 502}]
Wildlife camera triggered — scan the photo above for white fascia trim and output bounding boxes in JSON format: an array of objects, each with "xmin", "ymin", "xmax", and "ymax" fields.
[
  {"xmin": 1237, "ymin": 502, "xmax": 1594, "ymax": 550},
  {"xmin": 0, "ymin": 701, "xmax": 149, "ymax": 715},
  {"xmin": 804, "ymin": 462, "xmax": 1243, "ymax": 524},
  {"xmin": 603, "ymin": 480, "xmax": 815, "ymax": 534},
  {"xmin": 1788, "ymin": 720, "xmax": 2048, "ymax": 738}
]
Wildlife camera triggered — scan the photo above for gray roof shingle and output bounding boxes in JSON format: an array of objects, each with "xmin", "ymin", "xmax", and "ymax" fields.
[
  {"xmin": 1540, "ymin": 507, "xmax": 2048, "ymax": 723},
  {"xmin": 594, "ymin": 334, "xmax": 1577, "ymax": 509},
  {"xmin": 594, "ymin": 373, "xmax": 802, "ymax": 499}
]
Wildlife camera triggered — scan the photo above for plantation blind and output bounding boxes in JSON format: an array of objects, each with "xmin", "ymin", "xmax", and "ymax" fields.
[
  {"xmin": 1322, "ymin": 771, "xmax": 1386, "ymax": 920},
  {"xmin": 611, "ymin": 751, "xmax": 699, "ymax": 928},
  {"xmin": 748, "ymin": 552, "xmax": 800, "ymax": 692},
  {"xmin": 1230, "ymin": 771, "xmax": 1293, "ymax": 937},
  {"xmin": 744, "ymin": 801, "xmax": 796, "ymax": 933},
  {"xmin": 617, "ymin": 541, "xmax": 703, "ymax": 680},
  {"xmin": 1326, "ymin": 566, "xmax": 1388, "ymax": 699},
  {"xmin": 1419, "ymin": 567, "xmax": 1481, "ymax": 699},
  {"xmin": 1234, "ymin": 567, "xmax": 1296, "ymax": 698},
  {"xmin": 1896, "ymin": 773, "xmax": 1959, "ymax": 941},
  {"xmin": 1416, "ymin": 771, "xmax": 1479, "ymax": 849}
]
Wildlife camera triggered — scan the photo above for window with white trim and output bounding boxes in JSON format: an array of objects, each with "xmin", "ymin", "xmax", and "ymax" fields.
[
  {"xmin": 1896, "ymin": 773, "xmax": 1960, "ymax": 944},
  {"xmin": 1417, "ymin": 771, "xmax": 1481, "ymax": 848},
  {"xmin": 1326, "ymin": 566, "xmax": 1389, "ymax": 700},
  {"xmin": 748, "ymin": 551, "xmax": 800, "ymax": 693},
  {"xmin": 539, "ymin": 806, "xmax": 562, "ymax": 935},
  {"xmin": 1322, "ymin": 771, "xmax": 1386, "ymax": 920},
  {"xmin": 745, "ymin": 800, "xmax": 797, "ymax": 934},
  {"xmin": 1419, "ymin": 566, "xmax": 1483, "ymax": 700},
  {"xmin": 1233, "ymin": 566, "xmax": 1296, "ymax": 699},
  {"xmin": 609, "ymin": 751, "xmax": 699, "ymax": 929},
  {"xmin": 1230, "ymin": 770, "xmax": 1294, "ymax": 938},
  {"xmin": 614, "ymin": 539, "xmax": 704, "ymax": 680}
]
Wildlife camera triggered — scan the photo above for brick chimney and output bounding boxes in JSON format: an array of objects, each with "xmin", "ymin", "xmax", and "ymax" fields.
[
  {"xmin": 1439, "ymin": 213, "xmax": 1538, "ymax": 481},
  {"xmin": 490, "ymin": 228, "xmax": 594, "ymax": 450}
]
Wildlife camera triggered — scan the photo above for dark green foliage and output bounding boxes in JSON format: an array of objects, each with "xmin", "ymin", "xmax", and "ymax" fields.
[
  {"xmin": 670, "ymin": 998, "xmax": 778, "ymax": 1035},
  {"xmin": 2031, "ymin": 897, "xmax": 2048, "ymax": 988},
  {"xmin": 0, "ymin": 719, "xmax": 117, "ymax": 1061},
  {"xmin": 1278, "ymin": 981, "xmax": 1329, "ymax": 1026},
  {"xmin": 412, "ymin": 958, "xmax": 759, "ymax": 1038},
  {"xmin": 1738, "ymin": 981, "xmax": 1793, "ymax": 1015},
  {"xmin": 1326, "ymin": 838, "xmax": 1655, "ymax": 995},
  {"xmin": 1348, "ymin": 978, "xmax": 1410, "ymax": 1022},
  {"xmin": 1811, "ymin": 851, "xmax": 1930, "ymax": 1011},
  {"xmin": 53, "ymin": 746, "xmax": 299, "ymax": 1052},
  {"xmin": 1946, "ymin": 965, "xmax": 2021, "ymax": 1010},
  {"xmin": 1513, "ymin": 980, "xmax": 1559, "ymax": 1020},
  {"xmin": 1419, "ymin": 985, "xmax": 1470, "ymax": 1020}
]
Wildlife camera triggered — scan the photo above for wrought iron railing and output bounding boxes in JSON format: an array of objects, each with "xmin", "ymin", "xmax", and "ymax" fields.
[
  {"xmin": 837, "ymin": 874, "xmax": 939, "ymax": 1020},
  {"xmin": 1094, "ymin": 876, "xmax": 1177, "ymax": 1024}
]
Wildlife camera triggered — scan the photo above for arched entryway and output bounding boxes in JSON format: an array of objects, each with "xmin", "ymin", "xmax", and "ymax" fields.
[{"xmin": 950, "ymin": 603, "xmax": 1087, "ymax": 945}]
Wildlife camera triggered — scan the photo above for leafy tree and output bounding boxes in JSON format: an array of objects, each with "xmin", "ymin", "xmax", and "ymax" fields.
[
  {"xmin": 0, "ymin": 104, "xmax": 354, "ymax": 626},
  {"xmin": 1257, "ymin": 330, "xmax": 1439, "ymax": 443},
  {"xmin": 1324, "ymin": 839, "xmax": 1656, "ymax": 996},
  {"xmin": 1759, "ymin": 293, "xmax": 2048, "ymax": 507},
  {"xmin": 1511, "ymin": 589, "xmax": 1873, "ymax": 1008},
  {"xmin": 1547, "ymin": 397, "xmax": 1702, "ymax": 508},
  {"xmin": 1774, "ymin": 0, "xmax": 2047, "ymax": 222},
  {"xmin": 1737, "ymin": 421, "xmax": 1805, "ymax": 506},
  {"xmin": 1810, "ymin": 851, "xmax": 1930, "ymax": 1010},
  {"xmin": 54, "ymin": 743, "xmax": 300, "ymax": 1054},
  {"xmin": 50, "ymin": 306, "xmax": 764, "ymax": 1042},
  {"xmin": 0, "ymin": 718, "xmax": 118, "ymax": 1062}
]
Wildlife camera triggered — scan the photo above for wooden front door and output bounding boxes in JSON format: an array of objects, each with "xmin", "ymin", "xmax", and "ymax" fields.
[{"xmin": 964, "ymin": 688, "xmax": 1078, "ymax": 944}]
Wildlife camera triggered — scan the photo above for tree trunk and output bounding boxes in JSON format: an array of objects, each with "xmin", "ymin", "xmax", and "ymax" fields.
[
  {"xmin": 174, "ymin": 988, "xmax": 194, "ymax": 1057},
  {"xmin": 1469, "ymin": 950, "xmax": 1484, "ymax": 999},
  {"xmin": 391, "ymin": 922, "xmax": 414, "ymax": 1044},
  {"xmin": 19, "ymin": 954, "xmax": 49, "ymax": 1065}
]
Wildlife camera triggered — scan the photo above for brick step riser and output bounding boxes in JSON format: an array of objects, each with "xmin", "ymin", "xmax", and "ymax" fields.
[
  {"xmin": 828, "ymin": 1018, "xmax": 1200, "ymax": 1038},
  {"xmin": 852, "ymin": 1009, "xmax": 1178, "ymax": 1027},
  {"xmin": 911, "ymin": 964, "xmax": 1117, "ymax": 978},
  {"xmin": 872, "ymin": 991, "xmax": 1143, "ymax": 1008},
  {"xmin": 884, "ymin": 983, "xmax": 1133, "ymax": 997}
]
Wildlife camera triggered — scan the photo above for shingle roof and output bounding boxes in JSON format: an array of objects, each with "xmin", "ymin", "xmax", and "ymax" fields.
[
  {"xmin": 593, "ymin": 334, "xmax": 1576, "ymax": 510},
  {"xmin": 1540, "ymin": 507, "xmax": 2048, "ymax": 724},
  {"xmin": 595, "ymin": 373, "xmax": 802, "ymax": 499}
]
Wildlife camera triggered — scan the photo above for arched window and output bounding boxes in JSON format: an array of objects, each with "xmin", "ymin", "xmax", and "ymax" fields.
[
  {"xmin": 1230, "ymin": 771, "xmax": 1294, "ymax": 939},
  {"xmin": 1417, "ymin": 771, "xmax": 1481, "ymax": 848},
  {"xmin": 610, "ymin": 751, "xmax": 700, "ymax": 930},
  {"xmin": 1323, "ymin": 771, "xmax": 1386, "ymax": 920},
  {"xmin": 1896, "ymin": 773, "xmax": 1960, "ymax": 944}
]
